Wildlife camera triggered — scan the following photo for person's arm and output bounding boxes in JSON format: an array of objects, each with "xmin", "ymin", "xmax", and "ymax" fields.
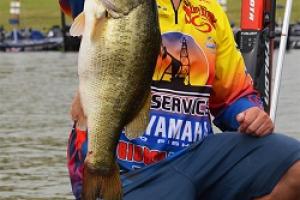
[
  {"xmin": 70, "ymin": 89, "xmax": 87, "ymax": 130},
  {"xmin": 210, "ymin": 3, "xmax": 273, "ymax": 136},
  {"xmin": 60, "ymin": 0, "xmax": 87, "ymax": 129}
]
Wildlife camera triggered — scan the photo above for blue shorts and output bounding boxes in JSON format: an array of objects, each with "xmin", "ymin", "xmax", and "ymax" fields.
[
  {"xmin": 122, "ymin": 133, "xmax": 300, "ymax": 200},
  {"xmin": 67, "ymin": 126, "xmax": 300, "ymax": 200}
]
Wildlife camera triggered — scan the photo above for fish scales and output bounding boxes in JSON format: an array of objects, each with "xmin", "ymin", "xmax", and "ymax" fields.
[{"xmin": 76, "ymin": 0, "xmax": 161, "ymax": 198}]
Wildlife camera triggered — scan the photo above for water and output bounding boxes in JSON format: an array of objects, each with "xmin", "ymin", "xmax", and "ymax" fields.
[
  {"xmin": 0, "ymin": 52, "xmax": 77, "ymax": 199},
  {"xmin": 0, "ymin": 51, "xmax": 299, "ymax": 199},
  {"xmin": 273, "ymin": 50, "xmax": 300, "ymax": 138}
]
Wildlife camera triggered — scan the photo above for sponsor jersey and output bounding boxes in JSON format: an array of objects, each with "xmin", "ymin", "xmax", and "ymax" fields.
[
  {"xmin": 60, "ymin": 0, "xmax": 261, "ymax": 173},
  {"xmin": 117, "ymin": 0, "xmax": 258, "ymax": 172}
]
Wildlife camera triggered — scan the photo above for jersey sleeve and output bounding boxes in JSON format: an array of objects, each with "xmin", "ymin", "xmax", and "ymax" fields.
[
  {"xmin": 59, "ymin": 0, "xmax": 84, "ymax": 18},
  {"xmin": 209, "ymin": 3, "xmax": 263, "ymax": 131}
]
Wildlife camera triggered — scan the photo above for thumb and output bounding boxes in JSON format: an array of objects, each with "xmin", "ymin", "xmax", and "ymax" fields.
[{"xmin": 236, "ymin": 112, "xmax": 246, "ymax": 123}]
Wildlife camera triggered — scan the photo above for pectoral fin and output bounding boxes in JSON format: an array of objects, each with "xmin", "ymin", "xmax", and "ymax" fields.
[
  {"xmin": 125, "ymin": 92, "xmax": 151, "ymax": 139},
  {"xmin": 70, "ymin": 2, "xmax": 107, "ymax": 40},
  {"xmin": 70, "ymin": 12, "xmax": 85, "ymax": 36}
]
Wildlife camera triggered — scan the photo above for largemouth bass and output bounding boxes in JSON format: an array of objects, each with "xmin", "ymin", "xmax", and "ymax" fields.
[{"xmin": 70, "ymin": 0, "xmax": 161, "ymax": 199}]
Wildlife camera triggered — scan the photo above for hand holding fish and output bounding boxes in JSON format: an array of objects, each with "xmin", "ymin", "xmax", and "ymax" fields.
[{"xmin": 70, "ymin": 89, "xmax": 87, "ymax": 130}]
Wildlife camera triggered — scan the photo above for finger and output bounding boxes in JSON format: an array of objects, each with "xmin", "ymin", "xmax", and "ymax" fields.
[
  {"xmin": 78, "ymin": 114, "xmax": 87, "ymax": 123},
  {"xmin": 236, "ymin": 112, "xmax": 245, "ymax": 123},
  {"xmin": 237, "ymin": 112, "xmax": 247, "ymax": 132},
  {"xmin": 238, "ymin": 112, "xmax": 258, "ymax": 133},
  {"xmin": 70, "ymin": 103, "xmax": 77, "ymax": 120},
  {"xmin": 256, "ymin": 122, "xmax": 274, "ymax": 137},
  {"xmin": 238, "ymin": 121, "xmax": 249, "ymax": 133},
  {"xmin": 77, "ymin": 118, "xmax": 87, "ymax": 130},
  {"xmin": 70, "ymin": 110, "xmax": 79, "ymax": 121},
  {"xmin": 250, "ymin": 113, "xmax": 273, "ymax": 136},
  {"xmin": 71, "ymin": 113, "xmax": 77, "ymax": 121},
  {"xmin": 244, "ymin": 112, "xmax": 267, "ymax": 134},
  {"xmin": 70, "ymin": 104, "xmax": 85, "ymax": 121},
  {"xmin": 70, "ymin": 90, "xmax": 82, "ymax": 120}
]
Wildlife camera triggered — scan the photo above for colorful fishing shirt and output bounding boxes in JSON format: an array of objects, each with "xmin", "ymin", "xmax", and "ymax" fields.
[
  {"xmin": 116, "ymin": 0, "xmax": 262, "ymax": 171},
  {"xmin": 61, "ymin": 0, "xmax": 262, "ymax": 198}
]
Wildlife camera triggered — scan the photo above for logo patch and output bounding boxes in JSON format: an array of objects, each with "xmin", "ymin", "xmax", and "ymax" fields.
[
  {"xmin": 183, "ymin": 0, "xmax": 217, "ymax": 33},
  {"xmin": 206, "ymin": 36, "xmax": 216, "ymax": 49}
]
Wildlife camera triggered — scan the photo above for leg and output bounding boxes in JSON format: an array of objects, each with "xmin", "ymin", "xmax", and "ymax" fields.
[
  {"xmin": 255, "ymin": 161, "xmax": 300, "ymax": 200},
  {"xmin": 123, "ymin": 133, "xmax": 300, "ymax": 200}
]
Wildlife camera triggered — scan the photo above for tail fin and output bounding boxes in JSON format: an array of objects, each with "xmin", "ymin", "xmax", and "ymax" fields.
[{"xmin": 82, "ymin": 161, "xmax": 122, "ymax": 200}]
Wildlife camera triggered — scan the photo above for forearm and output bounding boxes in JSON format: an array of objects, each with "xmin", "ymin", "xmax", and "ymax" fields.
[
  {"xmin": 70, "ymin": 88, "xmax": 87, "ymax": 129},
  {"xmin": 213, "ymin": 94, "xmax": 263, "ymax": 131}
]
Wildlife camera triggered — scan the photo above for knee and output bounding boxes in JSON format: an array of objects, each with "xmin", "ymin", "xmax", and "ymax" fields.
[
  {"xmin": 254, "ymin": 160, "xmax": 300, "ymax": 200},
  {"xmin": 284, "ymin": 161, "xmax": 300, "ymax": 190},
  {"xmin": 270, "ymin": 160, "xmax": 300, "ymax": 199}
]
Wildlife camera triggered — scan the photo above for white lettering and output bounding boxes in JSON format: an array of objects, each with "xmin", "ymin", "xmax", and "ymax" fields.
[
  {"xmin": 181, "ymin": 143, "xmax": 190, "ymax": 147},
  {"xmin": 194, "ymin": 122, "xmax": 203, "ymax": 141},
  {"xmin": 168, "ymin": 118, "xmax": 183, "ymax": 139},
  {"xmin": 145, "ymin": 115, "xmax": 212, "ymax": 146},
  {"xmin": 249, "ymin": 0, "xmax": 255, "ymax": 21},
  {"xmin": 181, "ymin": 121, "xmax": 193, "ymax": 142},
  {"xmin": 157, "ymin": 139, "xmax": 166, "ymax": 144},
  {"xmin": 203, "ymin": 121, "xmax": 209, "ymax": 137},
  {"xmin": 171, "ymin": 141, "xmax": 180, "ymax": 146},
  {"xmin": 154, "ymin": 117, "xmax": 167, "ymax": 138},
  {"xmin": 151, "ymin": 93, "xmax": 209, "ymax": 117},
  {"xmin": 145, "ymin": 115, "xmax": 157, "ymax": 135}
]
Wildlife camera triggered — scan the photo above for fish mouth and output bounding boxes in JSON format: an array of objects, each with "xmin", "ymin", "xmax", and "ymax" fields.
[
  {"xmin": 100, "ymin": 0, "xmax": 125, "ymax": 18},
  {"xmin": 100, "ymin": 0, "xmax": 141, "ymax": 18}
]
